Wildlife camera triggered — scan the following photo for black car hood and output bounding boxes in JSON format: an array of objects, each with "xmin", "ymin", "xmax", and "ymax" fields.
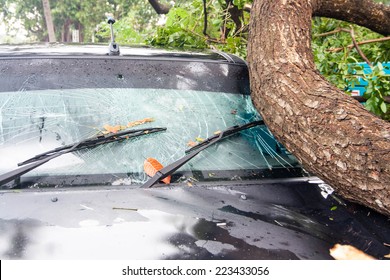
[{"xmin": 0, "ymin": 178, "xmax": 389, "ymax": 259}]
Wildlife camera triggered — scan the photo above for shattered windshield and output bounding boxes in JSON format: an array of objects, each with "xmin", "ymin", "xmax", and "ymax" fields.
[
  {"xmin": 0, "ymin": 88, "xmax": 301, "ymax": 188},
  {"xmin": 0, "ymin": 55, "xmax": 303, "ymax": 188}
]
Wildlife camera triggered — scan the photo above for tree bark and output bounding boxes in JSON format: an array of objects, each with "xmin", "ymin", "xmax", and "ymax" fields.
[
  {"xmin": 247, "ymin": 0, "xmax": 390, "ymax": 216},
  {"xmin": 313, "ymin": 0, "xmax": 390, "ymax": 36},
  {"xmin": 148, "ymin": 0, "xmax": 171, "ymax": 14}
]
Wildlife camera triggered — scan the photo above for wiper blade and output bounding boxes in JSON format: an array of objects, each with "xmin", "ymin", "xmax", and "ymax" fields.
[
  {"xmin": 18, "ymin": 127, "xmax": 166, "ymax": 166},
  {"xmin": 185, "ymin": 120, "xmax": 264, "ymax": 153},
  {"xmin": 0, "ymin": 127, "xmax": 166, "ymax": 186},
  {"xmin": 141, "ymin": 120, "xmax": 264, "ymax": 188}
]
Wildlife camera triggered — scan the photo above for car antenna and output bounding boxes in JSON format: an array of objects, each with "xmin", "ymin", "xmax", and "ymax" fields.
[{"xmin": 107, "ymin": 16, "xmax": 120, "ymax": 55}]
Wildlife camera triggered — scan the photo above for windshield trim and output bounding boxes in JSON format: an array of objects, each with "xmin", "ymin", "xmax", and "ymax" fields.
[{"xmin": 0, "ymin": 167, "xmax": 305, "ymax": 190}]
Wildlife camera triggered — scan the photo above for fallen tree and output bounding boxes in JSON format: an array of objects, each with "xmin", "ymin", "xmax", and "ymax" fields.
[{"xmin": 247, "ymin": 0, "xmax": 390, "ymax": 216}]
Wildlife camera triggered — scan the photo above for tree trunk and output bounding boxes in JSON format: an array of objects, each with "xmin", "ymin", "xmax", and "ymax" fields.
[
  {"xmin": 247, "ymin": 0, "xmax": 390, "ymax": 216},
  {"xmin": 41, "ymin": 0, "xmax": 56, "ymax": 43},
  {"xmin": 62, "ymin": 19, "xmax": 72, "ymax": 43}
]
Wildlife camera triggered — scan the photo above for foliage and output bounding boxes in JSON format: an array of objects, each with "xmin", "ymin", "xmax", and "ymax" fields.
[
  {"xmin": 0, "ymin": 0, "xmax": 46, "ymax": 41},
  {"xmin": 95, "ymin": 17, "xmax": 143, "ymax": 45},
  {"xmin": 148, "ymin": 0, "xmax": 251, "ymax": 58},
  {"xmin": 151, "ymin": 0, "xmax": 389, "ymax": 120},
  {"xmin": 363, "ymin": 63, "xmax": 390, "ymax": 119},
  {"xmin": 148, "ymin": 5, "xmax": 209, "ymax": 49},
  {"xmin": 311, "ymin": 16, "xmax": 390, "ymax": 120},
  {"xmin": 95, "ymin": 0, "xmax": 163, "ymax": 44},
  {"xmin": 0, "ymin": 0, "xmax": 157, "ymax": 43}
]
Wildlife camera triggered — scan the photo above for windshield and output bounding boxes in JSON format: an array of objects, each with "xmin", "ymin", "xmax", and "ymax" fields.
[{"xmin": 0, "ymin": 87, "xmax": 301, "ymax": 188}]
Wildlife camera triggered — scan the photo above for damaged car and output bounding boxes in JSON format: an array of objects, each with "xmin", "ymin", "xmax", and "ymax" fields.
[{"xmin": 0, "ymin": 42, "xmax": 389, "ymax": 260}]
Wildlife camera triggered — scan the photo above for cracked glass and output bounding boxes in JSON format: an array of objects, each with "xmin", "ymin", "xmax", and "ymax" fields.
[{"xmin": 0, "ymin": 56, "xmax": 302, "ymax": 188}]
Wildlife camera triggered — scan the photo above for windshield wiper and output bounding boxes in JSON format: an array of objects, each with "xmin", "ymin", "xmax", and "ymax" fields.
[
  {"xmin": 0, "ymin": 127, "xmax": 166, "ymax": 186},
  {"xmin": 141, "ymin": 120, "xmax": 264, "ymax": 188}
]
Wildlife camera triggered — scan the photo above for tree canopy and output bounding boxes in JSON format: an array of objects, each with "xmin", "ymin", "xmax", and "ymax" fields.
[{"xmin": 0, "ymin": 0, "xmax": 161, "ymax": 42}]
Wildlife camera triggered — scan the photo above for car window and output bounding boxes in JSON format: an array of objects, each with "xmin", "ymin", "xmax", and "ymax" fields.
[{"xmin": 0, "ymin": 56, "xmax": 302, "ymax": 188}]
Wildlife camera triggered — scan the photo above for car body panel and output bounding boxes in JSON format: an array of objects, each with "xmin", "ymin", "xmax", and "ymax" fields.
[{"xmin": 0, "ymin": 178, "xmax": 389, "ymax": 260}]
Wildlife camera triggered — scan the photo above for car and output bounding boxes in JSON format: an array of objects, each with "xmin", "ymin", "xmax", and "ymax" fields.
[{"xmin": 0, "ymin": 43, "xmax": 389, "ymax": 260}]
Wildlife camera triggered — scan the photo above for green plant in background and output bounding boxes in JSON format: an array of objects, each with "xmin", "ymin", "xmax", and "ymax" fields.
[
  {"xmin": 363, "ymin": 63, "xmax": 390, "ymax": 120},
  {"xmin": 148, "ymin": 6, "xmax": 209, "ymax": 49},
  {"xmin": 148, "ymin": 0, "xmax": 250, "ymax": 58},
  {"xmin": 149, "ymin": 0, "xmax": 389, "ymax": 120},
  {"xmin": 311, "ymin": 15, "xmax": 390, "ymax": 120},
  {"xmin": 94, "ymin": 0, "xmax": 161, "ymax": 45},
  {"xmin": 95, "ymin": 18, "xmax": 143, "ymax": 44}
]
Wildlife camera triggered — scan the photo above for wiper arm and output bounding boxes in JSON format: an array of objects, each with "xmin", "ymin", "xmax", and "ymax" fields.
[
  {"xmin": 141, "ymin": 120, "xmax": 264, "ymax": 188},
  {"xmin": 0, "ymin": 127, "xmax": 166, "ymax": 186},
  {"xmin": 18, "ymin": 127, "xmax": 166, "ymax": 166}
]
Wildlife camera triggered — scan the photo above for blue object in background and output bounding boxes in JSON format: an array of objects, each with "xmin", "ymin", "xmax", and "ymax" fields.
[{"xmin": 347, "ymin": 62, "xmax": 390, "ymax": 96}]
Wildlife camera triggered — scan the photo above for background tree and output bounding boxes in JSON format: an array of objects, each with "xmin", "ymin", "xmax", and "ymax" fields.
[
  {"xmin": 94, "ymin": 0, "xmax": 163, "ymax": 44},
  {"xmin": 0, "ymin": 0, "xmax": 47, "ymax": 41},
  {"xmin": 41, "ymin": 0, "xmax": 56, "ymax": 42},
  {"xmin": 0, "ymin": 0, "xmax": 156, "ymax": 43}
]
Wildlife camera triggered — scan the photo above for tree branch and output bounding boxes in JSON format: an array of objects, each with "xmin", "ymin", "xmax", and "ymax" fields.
[
  {"xmin": 248, "ymin": 0, "xmax": 390, "ymax": 216},
  {"xmin": 313, "ymin": 0, "xmax": 390, "ymax": 36},
  {"xmin": 243, "ymin": 3, "xmax": 252, "ymax": 12},
  {"xmin": 203, "ymin": 0, "xmax": 208, "ymax": 36},
  {"xmin": 184, "ymin": 28, "xmax": 225, "ymax": 44},
  {"xmin": 314, "ymin": 27, "xmax": 350, "ymax": 37},
  {"xmin": 147, "ymin": 0, "xmax": 171, "ymax": 14},
  {"xmin": 327, "ymin": 36, "xmax": 390, "ymax": 52},
  {"xmin": 226, "ymin": 0, "xmax": 243, "ymax": 31},
  {"xmin": 315, "ymin": 26, "xmax": 373, "ymax": 66},
  {"xmin": 349, "ymin": 26, "xmax": 372, "ymax": 67}
]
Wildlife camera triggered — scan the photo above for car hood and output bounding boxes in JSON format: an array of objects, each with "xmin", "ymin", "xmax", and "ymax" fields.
[{"xmin": 0, "ymin": 178, "xmax": 389, "ymax": 260}]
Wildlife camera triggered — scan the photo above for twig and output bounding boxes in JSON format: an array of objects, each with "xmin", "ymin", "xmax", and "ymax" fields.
[
  {"xmin": 233, "ymin": 23, "xmax": 249, "ymax": 37},
  {"xmin": 192, "ymin": 0, "xmax": 215, "ymax": 32},
  {"xmin": 221, "ymin": 1, "xmax": 232, "ymax": 40},
  {"xmin": 327, "ymin": 36, "xmax": 390, "ymax": 52},
  {"xmin": 349, "ymin": 26, "xmax": 372, "ymax": 67},
  {"xmin": 314, "ymin": 28, "xmax": 350, "ymax": 37},
  {"xmin": 315, "ymin": 26, "xmax": 373, "ymax": 67},
  {"xmin": 185, "ymin": 28, "xmax": 226, "ymax": 44}
]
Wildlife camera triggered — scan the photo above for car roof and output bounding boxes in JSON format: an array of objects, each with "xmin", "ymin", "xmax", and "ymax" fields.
[{"xmin": 0, "ymin": 44, "xmax": 246, "ymax": 64}]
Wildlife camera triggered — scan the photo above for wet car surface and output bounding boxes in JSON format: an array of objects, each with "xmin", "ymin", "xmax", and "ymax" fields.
[{"xmin": 0, "ymin": 45, "xmax": 389, "ymax": 259}]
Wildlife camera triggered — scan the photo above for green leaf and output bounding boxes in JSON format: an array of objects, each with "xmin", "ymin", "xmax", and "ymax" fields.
[
  {"xmin": 380, "ymin": 102, "xmax": 388, "ymax": 113},
  {"xmin": 330, "ymin": 206, "xmax": 337, "ymax": 211},
  {"xmin": 377, "ymin": 62, "xmax": 384, "ymax": 71}
]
